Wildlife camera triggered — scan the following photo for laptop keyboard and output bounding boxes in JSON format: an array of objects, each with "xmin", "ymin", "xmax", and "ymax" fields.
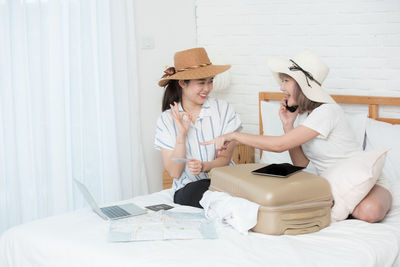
[{"xmin": 100, "ymin": 206, "xmax": 130, "ymax": 219}]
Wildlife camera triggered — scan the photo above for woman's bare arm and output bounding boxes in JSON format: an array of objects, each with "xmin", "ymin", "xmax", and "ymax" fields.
[
  {"xmin": 161, "ymin": 136, "xmax": 187, "ymax": 178},
  {"xmin": 201, "ymin": 141, "xmax": 236, "ymax": 172},
  {"xmin": 202, "ymin": 126, "xmax": 318, "ymax": 167}
]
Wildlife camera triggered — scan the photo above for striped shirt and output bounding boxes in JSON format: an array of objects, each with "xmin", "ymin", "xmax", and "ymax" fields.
[{"xmin": 154, "ymin": 97, "xmax": 242, "ymax": 190}]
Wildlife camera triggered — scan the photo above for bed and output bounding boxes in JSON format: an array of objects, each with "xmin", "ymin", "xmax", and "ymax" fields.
[{"xmin": 1, "ymin": 92, "xmax": 400, "ymax": 267}]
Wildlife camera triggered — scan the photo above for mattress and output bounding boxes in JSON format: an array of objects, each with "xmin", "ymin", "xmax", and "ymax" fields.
[{"xmin": 1, "ymin": 182, "xmax": 400, "ymax": 267}]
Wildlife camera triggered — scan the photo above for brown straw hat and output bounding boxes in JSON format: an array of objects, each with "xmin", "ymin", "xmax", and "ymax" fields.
[{"xmin": 158, "ymin": 47, "xmax": 231, "ymax": 87}]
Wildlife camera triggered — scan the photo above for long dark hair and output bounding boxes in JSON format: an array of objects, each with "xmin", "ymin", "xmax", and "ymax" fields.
[{"xmin": 161, "ymin": 80, "xmax": 189, "ymax": 112}]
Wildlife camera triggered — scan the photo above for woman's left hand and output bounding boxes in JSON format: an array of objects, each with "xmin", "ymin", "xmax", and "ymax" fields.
[
  {"xmin": 187, "ymin": 159, "xmax": 203, "ymax": 175},
  {"xmin": 170, "ymin": 102, "xmax": 192, "ymax": 137}
]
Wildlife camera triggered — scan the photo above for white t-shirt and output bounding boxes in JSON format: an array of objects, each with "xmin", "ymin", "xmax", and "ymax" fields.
[
  {"xmin": 298, "ymin": 103, "xmax": 362, "ymax": 175},
  {"xmin": 154, "ymin": 97, "xmax": 242, "ymax": 190}
]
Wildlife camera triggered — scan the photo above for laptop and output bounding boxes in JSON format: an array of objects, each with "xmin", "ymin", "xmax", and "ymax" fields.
[{"xmin": 74, "ymin": 179, "xmax": 147, "ymax": 220}]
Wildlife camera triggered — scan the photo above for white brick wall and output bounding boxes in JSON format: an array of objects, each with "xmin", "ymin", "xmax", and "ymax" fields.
[{"xmin": 196, "ymin": 0, "xmax": 400, "ymax": 137}]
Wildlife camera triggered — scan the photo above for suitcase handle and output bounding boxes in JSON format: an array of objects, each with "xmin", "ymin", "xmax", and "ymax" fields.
[
  {"xmin": 284, "ymin": 225, "xmax": 320, "ymax": 235},
  {"xmin": 281, "ymin": 209, "xmax": 327, "ymax": 220}
]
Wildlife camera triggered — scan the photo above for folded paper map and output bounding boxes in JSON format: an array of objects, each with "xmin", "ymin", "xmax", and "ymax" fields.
[{"xmin": 108, "ymin": 210, "xmax": 217, "ymax": 242}]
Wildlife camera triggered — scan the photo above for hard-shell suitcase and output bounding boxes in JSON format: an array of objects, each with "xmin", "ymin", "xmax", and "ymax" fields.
[{"xmin": 208, "ymin": 164, "xmax": 333, "ymax": 235}]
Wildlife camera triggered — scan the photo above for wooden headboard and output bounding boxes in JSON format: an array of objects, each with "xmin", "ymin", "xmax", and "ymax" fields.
[{"xmin": 259, "ymin": 92, "xmax": 400, "ymax": 136}]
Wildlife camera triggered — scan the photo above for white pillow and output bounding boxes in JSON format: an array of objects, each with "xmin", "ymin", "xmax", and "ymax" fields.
[
  {"xmin": 364, "ymin": 118, "xmax": 400, "ymax": 182},
  {"xmin": 322, "ymin": 149, "xmax": 388, "ymax": 222},
  {"xmin": 259, "ymin": 101, "xmax": 295, "ymax": 165},
  {"xmin": 344, "ymin": 112, "xmax": 368, "ymax": 150}
]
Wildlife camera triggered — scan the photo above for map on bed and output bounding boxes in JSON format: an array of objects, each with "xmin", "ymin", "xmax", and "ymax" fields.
[{"xmin": 108, "ymin": 210, "xmax": 217, "ymax": 242}]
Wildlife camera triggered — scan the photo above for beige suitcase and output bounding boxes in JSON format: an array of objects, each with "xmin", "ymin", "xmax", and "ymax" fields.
[{"xmin": 209, "ymin": 164, "xmax": 333, "ymax": 235}]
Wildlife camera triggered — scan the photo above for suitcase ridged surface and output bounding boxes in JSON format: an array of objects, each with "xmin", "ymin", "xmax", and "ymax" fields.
[{"xmin": 209, "ymin": 164, "xmax": 333, "ymax": 235}]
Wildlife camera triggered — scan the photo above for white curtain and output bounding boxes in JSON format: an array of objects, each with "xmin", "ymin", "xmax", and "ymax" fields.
[{"xmin": 0, "ymin": 0, "xmax": 148, "ymax": 234}]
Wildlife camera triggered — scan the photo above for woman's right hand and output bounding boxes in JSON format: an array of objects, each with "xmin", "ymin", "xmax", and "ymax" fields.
[
  {"xmin": 187, "ymin": 159, "xmax": 203, "ymax": 175},
  {"xmin": 170, "ymin": 102, "xmax": 192, "ymax": 136},
  {"xmin": 279, "ymin": 98, "xmax": 299, "ymax": 131},
  {"xmin": 200, "ymin": 133, "xmax": 234, "ymax": 153}
]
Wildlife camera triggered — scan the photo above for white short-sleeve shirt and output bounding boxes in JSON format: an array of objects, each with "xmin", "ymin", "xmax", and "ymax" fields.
[
  {"xmin": 298, "ymin": 103, "xmax": 362, "ymax": 175},
  {"xmin": 154, "ymin": 97, "xmax": 242, "ymax": 190}
]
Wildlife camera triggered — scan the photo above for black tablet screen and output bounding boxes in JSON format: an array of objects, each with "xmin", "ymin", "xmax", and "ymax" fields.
[{"xmin": 251, "ymin": 163, "xmax": 305, "ymax": 177}]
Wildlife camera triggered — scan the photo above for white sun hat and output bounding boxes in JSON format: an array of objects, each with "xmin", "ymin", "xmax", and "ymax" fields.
[{"xmin": 267, "ymin": 50, "xmax": 335, "ymax": 104}]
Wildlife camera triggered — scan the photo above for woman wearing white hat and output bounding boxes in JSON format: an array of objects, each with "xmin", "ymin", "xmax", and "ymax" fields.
[
  {"xmin": 202, "ymin": 50, "xmax": 392, "ymax": 223},
  {"xmin": 155, "ymin": 47, "xmax": 242, "ymax": 208}
]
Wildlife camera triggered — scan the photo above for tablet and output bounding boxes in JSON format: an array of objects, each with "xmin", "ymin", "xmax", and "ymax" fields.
[{"xmin": 251, "ymin": 163, "xmax": 305, "ymax": 178}]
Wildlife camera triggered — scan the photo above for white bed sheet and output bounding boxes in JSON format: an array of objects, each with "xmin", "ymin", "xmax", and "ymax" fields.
[{"xmin": 1, "ymin": 182, "xmax": 400, "ymax": 267}]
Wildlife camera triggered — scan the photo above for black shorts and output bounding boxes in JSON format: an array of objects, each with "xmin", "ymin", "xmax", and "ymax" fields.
[{"xmin": 173, "ymin": 179, "xmax": 211, "ymax": 208}]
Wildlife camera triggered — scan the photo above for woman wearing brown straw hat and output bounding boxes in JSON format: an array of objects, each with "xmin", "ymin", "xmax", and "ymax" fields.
[
  {"xmin": 202, "ymin": 50, "xmax": 392, "ymax": 223},
  {"xmin": 154, "ymin": 47, "xmax": 242, "ymax": 208}
]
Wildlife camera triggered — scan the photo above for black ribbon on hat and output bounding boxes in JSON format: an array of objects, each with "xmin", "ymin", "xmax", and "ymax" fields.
[{"xmin": 288, "ymin": 59, "xmax": 321, "ymax": 87}]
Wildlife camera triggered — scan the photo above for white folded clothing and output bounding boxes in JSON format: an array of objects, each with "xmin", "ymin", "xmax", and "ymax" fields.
[{"xmin": 199, "ymin": 190, "xmax": 260, "ymax": 234}]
